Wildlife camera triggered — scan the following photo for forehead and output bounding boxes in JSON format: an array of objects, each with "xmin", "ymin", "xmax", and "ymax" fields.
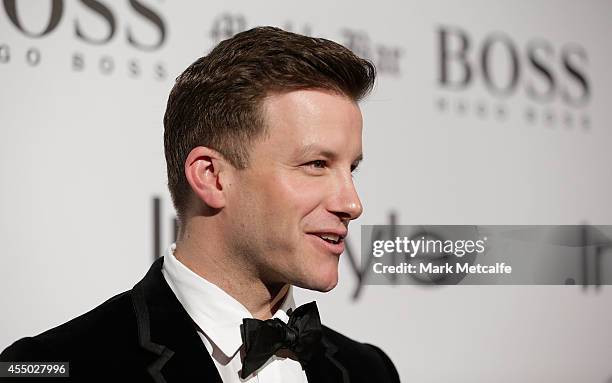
[{"xmin": 257, "ymin": 89, "xmax": 363, "ymax": 159}]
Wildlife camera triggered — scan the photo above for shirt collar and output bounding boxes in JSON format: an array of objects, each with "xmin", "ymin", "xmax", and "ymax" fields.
[{"xmin": 161, "ymin": 243, "xmax": 296, "ymax": 358}]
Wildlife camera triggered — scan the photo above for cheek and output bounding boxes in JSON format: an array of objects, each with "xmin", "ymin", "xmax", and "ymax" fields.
[{"xmin": 269, "ymin": 175, "xmax": 324, "ymax": 218}]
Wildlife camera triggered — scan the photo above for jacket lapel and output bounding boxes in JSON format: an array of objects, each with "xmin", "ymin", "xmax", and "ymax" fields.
[
  {"xmin": 305, "ymin": 336, "xmax": 350, "ymax": 383},
  {"xmin": 131, "ymin": 257, "xmax": 223, "ymax": 383},
  {"xmin": 131, "ymin": 258, "xmax": 350, "ymax": 383}
]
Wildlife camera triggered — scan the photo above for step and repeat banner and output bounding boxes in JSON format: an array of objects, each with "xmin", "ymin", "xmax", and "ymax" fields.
[{"xmin": 1, "ymin": 1, "xmax": 611, "ymax": 382}]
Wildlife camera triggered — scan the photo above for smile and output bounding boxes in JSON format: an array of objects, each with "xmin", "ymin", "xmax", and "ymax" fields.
[
  {"xmin": 318, "ymin": 233, "xmax": 341, "ymax": 244},
  {"xmin": 307, "ymin": 232, "xmax": 346, "ymax": 256}
]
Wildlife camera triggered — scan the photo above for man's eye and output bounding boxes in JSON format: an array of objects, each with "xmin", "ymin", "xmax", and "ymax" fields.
[{"xmin": 307, "ymin": 160, "xmax": 327, "ymax": 169}]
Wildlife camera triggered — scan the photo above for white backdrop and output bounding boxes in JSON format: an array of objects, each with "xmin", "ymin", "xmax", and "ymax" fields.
[{"xmin": 1, "ymin": 1, "xmax": 611, "ymax": 382}]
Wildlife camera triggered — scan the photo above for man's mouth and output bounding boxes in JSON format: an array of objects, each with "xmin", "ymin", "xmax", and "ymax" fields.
[
  {"xmin": 316, "ymin": 233, "xmax": 342, "ymax": 244},
  {"xmin": 307, "ymin": 231, "xmax": 346, "ymax": 255}
]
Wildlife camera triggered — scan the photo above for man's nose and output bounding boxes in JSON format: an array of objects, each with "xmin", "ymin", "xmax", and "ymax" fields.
[{"xmin": 328, "ymin": 172, "xmax": 363, "ymax": 221}]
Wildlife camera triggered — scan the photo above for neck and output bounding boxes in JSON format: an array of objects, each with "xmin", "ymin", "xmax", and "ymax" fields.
[{"xmin": 174, "ymin": 219, "xmax": 289, "ymax": 320}]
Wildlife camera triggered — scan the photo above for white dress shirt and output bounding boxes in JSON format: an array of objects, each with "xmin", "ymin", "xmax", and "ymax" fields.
[{"xmin": 162, "ymin": 244, "xmax": 309, "ymax": 383}]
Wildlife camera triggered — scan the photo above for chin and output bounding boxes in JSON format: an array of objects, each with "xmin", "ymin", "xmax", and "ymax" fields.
[
  {"xmin": 291, "ymin": 244, "xmax": 340, "ymax": 291},
  {"xmin": 298, "ymin": 267, "xmax": 339, "ymax": 292},
  {"xmin": 317, "ymin": 280, "xmax": 338, "ymax": 292},
  {"xmin": 296, "ymin": 279, "xmax": 337, "ymax": 293}
]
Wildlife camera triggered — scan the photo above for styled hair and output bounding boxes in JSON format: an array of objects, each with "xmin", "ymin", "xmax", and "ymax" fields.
[{"xmin": 163, "ymin": 26, "xmax": 376, "ymax": 219}]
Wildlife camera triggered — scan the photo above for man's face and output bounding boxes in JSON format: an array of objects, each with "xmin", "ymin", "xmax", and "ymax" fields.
[{"xmin": 224, "ymin": 89, "xmax": 363, "ymax": 292}]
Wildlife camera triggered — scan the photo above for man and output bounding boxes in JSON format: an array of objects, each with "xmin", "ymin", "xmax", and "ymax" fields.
[{"xmin": 1, "ymin": 27, "xmax": 399, "ymax": 382}]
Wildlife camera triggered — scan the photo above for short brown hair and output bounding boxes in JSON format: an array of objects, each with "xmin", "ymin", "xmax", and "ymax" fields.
[{"xmin": 163, "ymin": 26, "xmax": 376, "ymax": 219}]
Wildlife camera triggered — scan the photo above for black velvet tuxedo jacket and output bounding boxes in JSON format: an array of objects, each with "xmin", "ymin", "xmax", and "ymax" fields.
[{"xmin": 0, "ymin": 257, "xmax": 400, "ymax": 383}]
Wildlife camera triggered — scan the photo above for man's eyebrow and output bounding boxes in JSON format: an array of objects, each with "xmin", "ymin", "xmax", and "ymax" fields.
[
  {"xmin": 295, "ymin": 144, "xmax": 363, "ymax": 164},
  {"xmin": 295, "ymin": 144, "xmax": 337, "ymax": 160}
]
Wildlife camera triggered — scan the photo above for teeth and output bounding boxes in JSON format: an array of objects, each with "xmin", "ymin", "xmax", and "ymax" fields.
[{"xmin": 319, "ymin": 234, "xmax": 340, "ymax": 243}]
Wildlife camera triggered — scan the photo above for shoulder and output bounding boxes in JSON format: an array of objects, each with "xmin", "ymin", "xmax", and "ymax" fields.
[
  {"xmin": 322, "ymin": 325, "xmax": 400, "ymax": 383},
  {"xmin": 0, "ymin": 290, "xmax": 138, "ymax": 362}
]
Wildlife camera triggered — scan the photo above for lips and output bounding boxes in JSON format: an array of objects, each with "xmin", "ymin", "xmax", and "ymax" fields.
[
  {"xmin": 317, "ymin": 233, "xmax": 341, "ymax": 244},
  {"xmin": 307, "ymin": 230, "xmax": 347, "ymax": 255}
]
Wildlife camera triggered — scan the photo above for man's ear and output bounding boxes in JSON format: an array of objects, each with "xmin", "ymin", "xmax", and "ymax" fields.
[{"xmin": 184, "ymin": 146, "xmax": 229, "ymax": 209}]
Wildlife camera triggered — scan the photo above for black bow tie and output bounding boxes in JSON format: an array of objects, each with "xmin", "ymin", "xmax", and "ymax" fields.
[{"xmin": 239, "ymin": 301, "xmax": 322, "ymax": 378}]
